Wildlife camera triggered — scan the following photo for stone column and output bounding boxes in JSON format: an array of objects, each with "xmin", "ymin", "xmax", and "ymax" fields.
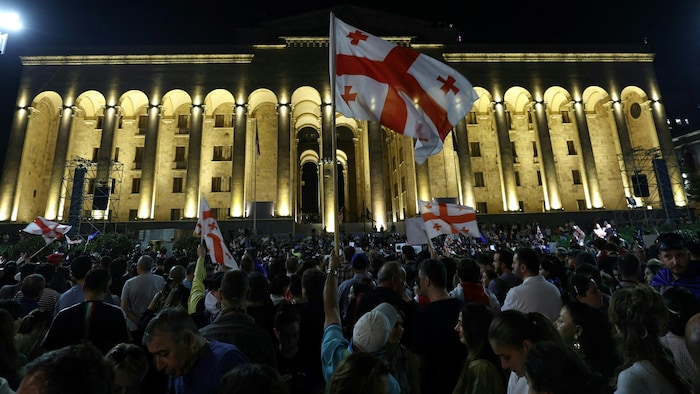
[
  {"xmin": 230, "ymin": 104, "xmax": 247, "ymax": 217},
  {"xmin": 95, "ymin": 105, "xmax": 119, "ymax": 186},
  {"xmin": 276, "ymin": 104, "xmax": 291, "ymax": 217},
  {"xmin": 533, "ymin": 102, "xmax": 562, "ymax": 210},
  {"xmin": 367, "ymin": 121, "xmax": 386, "ymax": 230},
  {"xmin": 493, "ymin": 102, "xmax": 518, "ymax": 211},
  {"xmin": 138, "ymin": 104, "xmax": 162, "ymax": 219},
  {"xmin": 0, "ymin": 107, "xmax": 33, "ymax": 221},
  {"xmin": 454, "ymin": 119, "xmax": 474, "ymax": 207},
  {"xmin": 184, "ymin": 104, "xmax": 204, "ymax": 218},
  {"xmin": 45, "ymin": 106, "xmax": 74, "ymax": 219},
  {"xmin": 573, "ymin": 101, "xmax": 603, "ymax": 208}
]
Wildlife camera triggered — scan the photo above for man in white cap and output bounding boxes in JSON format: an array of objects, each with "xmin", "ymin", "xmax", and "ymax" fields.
[{"xmin": 321, "ymin": 250, "xmax": 401, "ymax": 394}]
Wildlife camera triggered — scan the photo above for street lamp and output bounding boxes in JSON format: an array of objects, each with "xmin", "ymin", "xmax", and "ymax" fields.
[{"xmin": 0, "ymin": 12, "xmax": 22, "ymax": 55}]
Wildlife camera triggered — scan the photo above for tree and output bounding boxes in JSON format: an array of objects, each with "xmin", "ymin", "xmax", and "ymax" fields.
[{"xmin": 85, "ymin": 232, "xmax": 135, "ymax": 259}]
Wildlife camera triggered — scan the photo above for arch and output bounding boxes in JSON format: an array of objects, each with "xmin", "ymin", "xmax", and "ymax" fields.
[
  {"xmin": 118, "ymin": 90, "xmax": 149, "ymax": 117},
  {"xmin": 161, "ymin": 89, "xmax": 193, "ymax": 118},
  {"xmin": 204, "ymin": 89, "xmax": 236, "ymax": 116},
  {"xmin": 75, "ymin": 90, "xmax": 107, "ymax": 118},
  {"xmin": 504, "ymin": 87, "xmax": 533, "ymax": 114},
  {"xmin": 543, "ymin": 87, "xmax": 572, "ymax": 112}
]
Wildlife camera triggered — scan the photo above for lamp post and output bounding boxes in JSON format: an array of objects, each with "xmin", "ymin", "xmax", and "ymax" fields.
[{"xmin": 0, "ymin": 11, "xmax": 22, "ymax": 55}]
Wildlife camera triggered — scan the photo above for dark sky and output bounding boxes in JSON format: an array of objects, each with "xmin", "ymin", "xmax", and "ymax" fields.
[{"xmin": 0, "ymin": 0, "xmax": 698, "ymax": 175}]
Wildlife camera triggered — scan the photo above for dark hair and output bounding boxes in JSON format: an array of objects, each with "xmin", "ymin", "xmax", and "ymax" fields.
[
  {"xmin": 21, "ymin": 273, "xmax": 46, "ymax": 299},
  {"xmin": 70, "ymin": 255, "xmax": 94, "ymax": 280},
  {"xmin": 270, "ymin": 274, "xmax": 291, "ymax": 296},
  {"xmin": 377, "ymin": 261, "xmax": 403, "ymax": 284},
  {"xmin": 301, "ymin": 269, "xmax": 325, "ymax": 302},
  {"xmin": 568, "ymin": 274, "xmax": 597, "ymax": 301},
  {"xmin": 562, "ymin": 302, "xmax": 620, "ymax": 379},
  {"xmin": 459, "ymin": 302, "xmax": 502, "ymax": 375},
  {"xmin": 326, "ymin": 351, "xmax": 390, "ymax": 394},
  {"xmin": 21, "ymin": 342, "xmax": 114, "ymax": 394},
  {"xmin": 35, "ymin": 263, "xmax": 56, "ymax": 283},
  {"xmin": 525, "ymin": 341, "xmax": 605, "ymax": 394},
  {"xmin": 274, "ymin": 301, "xmax": 300, "ymax": 329},
  {"xmin": 221, "ymin": 270, "xmax": 250, "ymax": 308},
  {"xmin": 0, "ymin": 309, "xmax": 20, "ymax": 380},
  {"xmin": 84, "ymin": 268, "xmax": 111, "ymax": 292},
  {"xmin": 656, "ymin": 232, "xmax": 686, "ymax": 251},
  {"xmin": 514, "ymin": 248, "xmax": 540, "ymax": 274},
  {"xmin": 616, "ymin": 253, "xmax": 641, "ymax": 277},
  {"xmin": 401, "ymin": 245, "xmax": 416, "ymax": 260},
  {"xmin": 18, "ymin": 308, "xmax": 52, "ymax": 334},
  {"xmin": 418, "ymin": 259, "xmax": 447, "ymax": 289},
  {"xmin": 496, "ymin": 249, "xmax": 514, "ymax": 270},
  {"xmin": 456, "ymin": 258, "xmax": 481, "ymax": 283},
  {"xmin": 143, "ymin": 307, "xmax": 200, "ymax": 345},
  {"xmin": 662, "ymin": 286, "xmax": 700, "ymax": 337},
  {"xmin": 609, "ymin": 286, "xmax": 691, "ymax": 393},
  {"xmin": 220, "ymin": 362, "xmax": 289, "ymax": 394},
  {"xmin": 247, "ymin": 271, "xmax": 270, "ymax": 304},
  {"xmin": 488, "ymin": 310, "xmax": 562, "ymax": 349}
]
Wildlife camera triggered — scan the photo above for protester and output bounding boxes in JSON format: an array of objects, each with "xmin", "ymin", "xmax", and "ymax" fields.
[{"xmin": 143, "ymin": 307, "xmax": 249, "ymax": 394}]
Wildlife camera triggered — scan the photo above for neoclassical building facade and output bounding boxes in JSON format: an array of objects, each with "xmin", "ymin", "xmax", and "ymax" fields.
[{"xmin": 0, "ymin": 7, "xmax": 687, "ymax": 232}]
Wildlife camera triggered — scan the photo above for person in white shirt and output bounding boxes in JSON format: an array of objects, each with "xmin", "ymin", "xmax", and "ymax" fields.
[{"xmin": 502, "ymin": 248, "xmax": 562, "ymax": 321}]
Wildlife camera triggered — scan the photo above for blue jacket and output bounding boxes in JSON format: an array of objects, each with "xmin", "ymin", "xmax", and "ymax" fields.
[{"xmin": 651, "ymin": 260, "xmax": 700, "ymax": 300}]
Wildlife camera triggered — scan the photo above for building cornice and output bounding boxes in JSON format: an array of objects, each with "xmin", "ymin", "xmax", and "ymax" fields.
[
  {"xmin": 443, "ymin": 52, "xmax": 654, "ymax": 63},
  {"xmin": 20, "ymin": 54, "xmax": 255, "ymax": 66}
]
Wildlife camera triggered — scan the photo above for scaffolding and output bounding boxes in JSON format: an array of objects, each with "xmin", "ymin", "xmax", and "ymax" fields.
[
  {"xmin": 60, "ymin": 157, "xmax": 124, "ymax": 238},
  {"xmin": 618, "ymin": 146, "xmax": 691, "ymax": 226}
]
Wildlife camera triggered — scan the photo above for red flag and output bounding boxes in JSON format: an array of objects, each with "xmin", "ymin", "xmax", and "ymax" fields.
[
  {"xmin": 331, "ymin": 14, "xmax": 477, "ymax": 164},
  {"xmin": 195, "ymin": 196, "xmax": 238, "ymax": 269},
  {"xmin": 22, "ymin": 217, "xmax": 72, "ymax": 245},
  {"xmin": 418, "ymin": 200, "xmax": 482, "ymax": 239}
]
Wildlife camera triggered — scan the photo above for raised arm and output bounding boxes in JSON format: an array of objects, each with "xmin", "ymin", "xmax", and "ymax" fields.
[
  {"xmin": 188, "ymin": 243, "xmax": 207, "ymax": 314},
  {"xmin": 323, "ymin": 249, "xmax": 341, "ymax": 329}
]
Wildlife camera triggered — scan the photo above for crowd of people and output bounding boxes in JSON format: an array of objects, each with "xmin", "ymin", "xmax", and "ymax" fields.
[{"xmin": 0, "ymin": 217, "xmax": 700, "ymax": 393}]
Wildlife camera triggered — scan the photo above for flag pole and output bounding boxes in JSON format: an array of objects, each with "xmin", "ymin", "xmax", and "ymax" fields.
[
  {"xmin": 330, "ymin": 13, "xmax": 340, "ymax": 252},
  {"xmin": 29, "ymin": 242, "xmax": 54, "ymax": 261}
]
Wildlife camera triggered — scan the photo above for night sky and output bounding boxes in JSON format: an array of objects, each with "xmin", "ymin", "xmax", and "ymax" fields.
[{"xmin": 0, "ymin": 0, "xmax": 698, "ymax": 175}]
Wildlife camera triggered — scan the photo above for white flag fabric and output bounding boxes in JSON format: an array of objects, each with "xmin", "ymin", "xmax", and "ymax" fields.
[
  {"xmin": 331, "ymin": 13, "xmax": 477, "ymax": 164},
  {"xmin": 195, "ymin": 196, "xmax": 238, "ymax": 269},
  {"xmin": 22, "ymin": 217, "xmax": 71, "ymax": 245},
  {"xmin": 418, "ymin": 200, "xmax": 482, "ymax": 239}
]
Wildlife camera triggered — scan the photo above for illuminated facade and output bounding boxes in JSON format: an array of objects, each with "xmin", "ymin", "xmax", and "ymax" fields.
[{"xmin": 0, "ymin": 7, "xmax": 687, "ymax": 232}]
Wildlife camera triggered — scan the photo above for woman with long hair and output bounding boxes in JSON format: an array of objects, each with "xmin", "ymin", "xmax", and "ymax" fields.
[
  {"xmin": 488, "ymin": 310, "xmax": 563, "ymax": 394},
  {"xmin": 453, "ymin": 302, "xmax": 506, "ymax": 394},
  {"xmin": 525, "ymin": 340, "xmax": 607, "ymax": 394},
  {"xmin": 609, "ymin": 285, "xmax": 691, "ymax": 393},
  {"xmin": 555, "ymin": 302, "xmax": 620, "ymax": 386}
]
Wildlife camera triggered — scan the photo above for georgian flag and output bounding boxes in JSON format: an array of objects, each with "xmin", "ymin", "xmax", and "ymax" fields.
[
  {"xmin": 195, "ymin": 196, "xmax": 238, "ymax": 269},
  {"xmin": 22, "ymin": 217, "xmax": 71, "ymax": 245},
  {"xmin": 418, "ymin": 200, "xmax": 482, "ymax": 239},
  {"xmin": 331, "ymin": 14, "xmax": 477, "ymax": 164}
]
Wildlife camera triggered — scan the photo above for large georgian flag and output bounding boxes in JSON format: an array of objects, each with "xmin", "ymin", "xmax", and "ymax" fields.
[
  {"xmin": 330, "ymin": 14, "xmax": 478, "ymax": 164},
  {"xmin": 195, "ymin": 196, "xmax": 238, "ymax": 269},
  {"xmin": 22, "ymin": 217, "xmax": 71, "ymax": 245},
  {"xmin": 418, "ymin": 200, "xmax": 482, "ymax": 239}
]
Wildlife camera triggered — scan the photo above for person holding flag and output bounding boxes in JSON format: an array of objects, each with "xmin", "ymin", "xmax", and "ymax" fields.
[{"xmin": 195, "ymin": 195, "xmax": 237, "ymax": 270}]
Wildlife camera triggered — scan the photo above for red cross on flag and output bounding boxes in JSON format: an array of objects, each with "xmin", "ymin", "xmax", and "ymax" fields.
[
  {"xmin": 22, "ymin": 217, "xmax": 71, "ymax": 245},
  {"xmin": 195, "ymin": 196, "xmax": 238, "ymax": 269},
  {"xmin": 330, "ymin": 14, "xmax": 477, "ymax": 164},
  {"xmin": 418, "ymin": 200, "xmax": 482, "ymax": 239}
]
